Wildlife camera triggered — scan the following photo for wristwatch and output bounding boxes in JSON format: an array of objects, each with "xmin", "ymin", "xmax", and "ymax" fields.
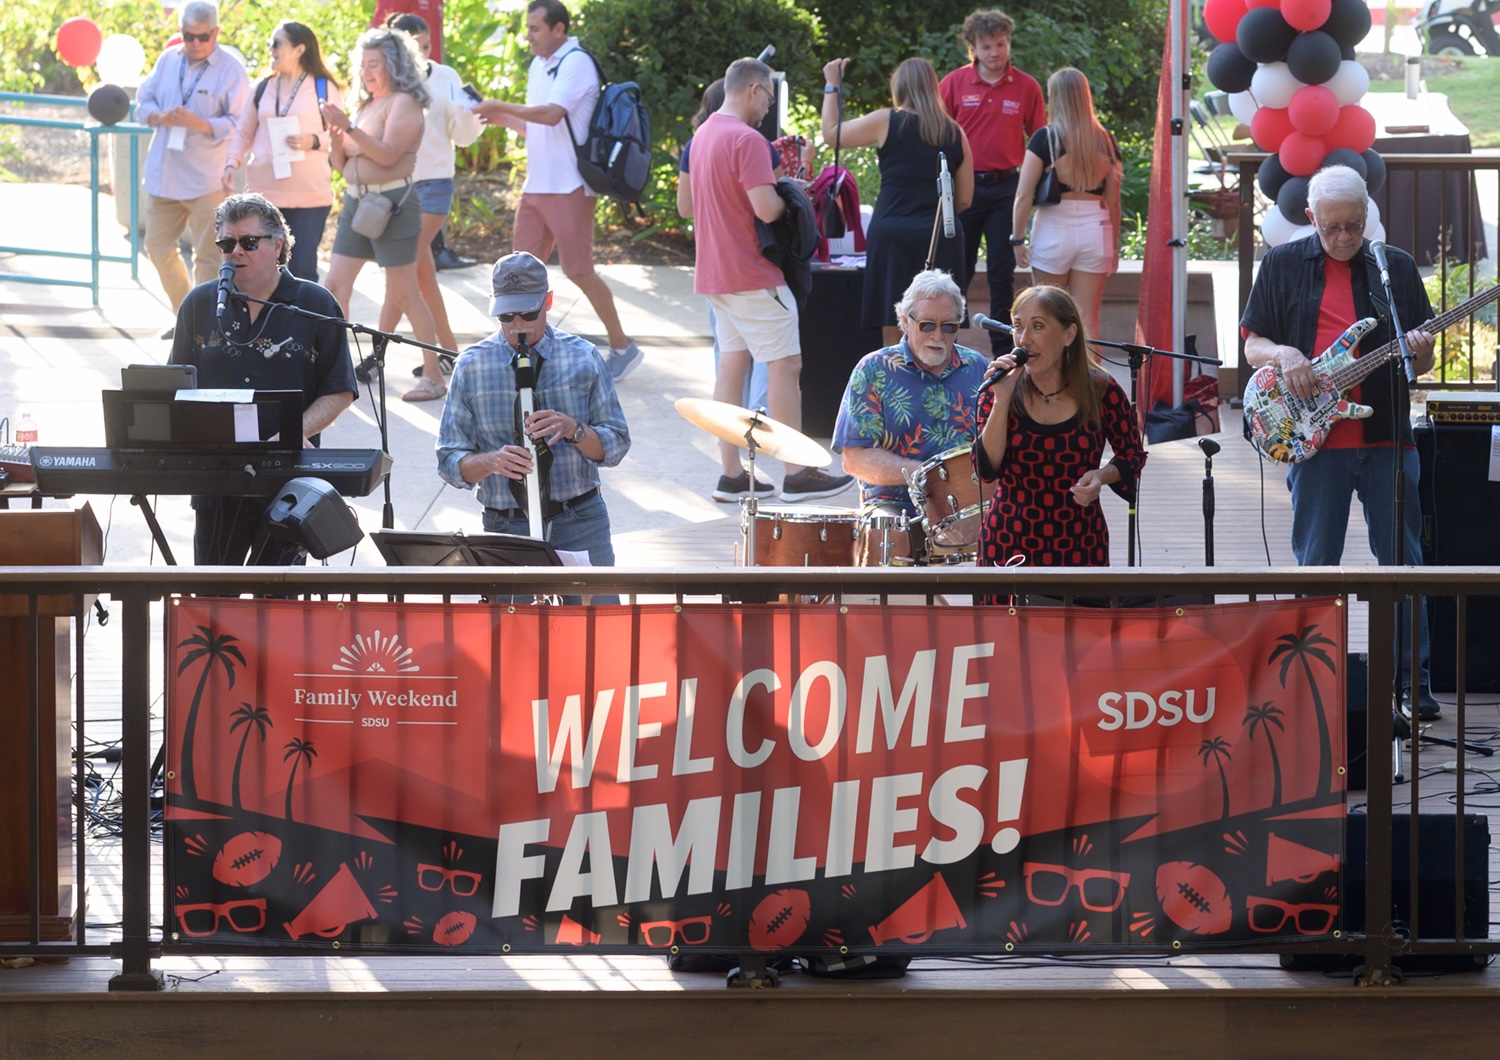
[
  {"xmin": 571, "ymin": 422, "xmax": 587, "ymax": 443},
  {"xmin": 1010, "ymin": 237, "xmax": 1028, "ymax": 246}
]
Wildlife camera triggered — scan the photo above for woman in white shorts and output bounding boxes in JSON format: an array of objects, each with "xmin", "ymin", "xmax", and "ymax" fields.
[{"xmin": 1010, "ymin": 67, "xmax": 1122, "ymax": 345}]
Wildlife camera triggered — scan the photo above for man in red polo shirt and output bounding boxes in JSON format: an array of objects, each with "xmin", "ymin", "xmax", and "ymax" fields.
[{"xmin": 939, "ymin": 9, "xmax": 1045, "ymax": 354}]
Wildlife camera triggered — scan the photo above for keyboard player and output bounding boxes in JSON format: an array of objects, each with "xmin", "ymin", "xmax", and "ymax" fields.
[{"xmin": 169, "ymin": 192, "xmax": 358, "ymax": 564}]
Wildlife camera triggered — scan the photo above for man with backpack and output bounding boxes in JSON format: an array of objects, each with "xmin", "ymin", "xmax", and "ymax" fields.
[{"xmin": 474, "ymin": 0, "xmax": 644, "ymax": 381}]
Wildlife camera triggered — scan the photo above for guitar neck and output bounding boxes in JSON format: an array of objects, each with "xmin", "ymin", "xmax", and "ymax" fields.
[{"xmin": 1329, "ymin": 284, "xmax": 1500, "ymax": 392}]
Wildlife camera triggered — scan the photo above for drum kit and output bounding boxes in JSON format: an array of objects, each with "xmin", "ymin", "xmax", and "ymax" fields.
[{"xmin": 675, "ymin": 398, "xmax": 990, "ymax": 569}]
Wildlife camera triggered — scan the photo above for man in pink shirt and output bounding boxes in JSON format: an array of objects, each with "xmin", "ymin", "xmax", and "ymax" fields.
[
  {"xmin": 939, "ymin": 9, "xmax": 1045, "ymax": 354},
  {"xmin": 685, "ymin": 58, "xmax": 852, "ymax": 504}
]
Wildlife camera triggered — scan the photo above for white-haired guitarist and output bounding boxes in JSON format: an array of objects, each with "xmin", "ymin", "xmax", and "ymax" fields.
[{"xmin": 1240, "ymin": 163, "xmax": 1440, "ymax": 721}]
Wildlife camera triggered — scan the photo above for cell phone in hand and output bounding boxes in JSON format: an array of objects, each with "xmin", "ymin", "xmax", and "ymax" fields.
[{"xmin": 462, "ymin": 83, "xmax": 483, "ymax": 104}]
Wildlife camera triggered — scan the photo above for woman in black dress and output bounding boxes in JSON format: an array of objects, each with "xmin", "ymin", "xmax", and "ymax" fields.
[
  {"xmin": 821, "ymin": 57, "xmax": 973, "ymax": 346},
  {"xmin": 973, "ymin": 285, "xmax": 1144, "ymax": 587}
]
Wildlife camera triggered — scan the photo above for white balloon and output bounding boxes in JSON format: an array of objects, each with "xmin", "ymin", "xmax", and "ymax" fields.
[
  {"xmin": 1228, "ymin": 89, "xmax": 1259, "ymax": 129},
  {"xmin": 1261, "ymin": 207, "xmax": 1299, "ymax": 247},
  {"xmin": 95, "ymin": 34, "xmax": 147, "ymax": 88},
  {"xmin": 1367, "ymin": 219, "xmax": 1387, "ymax": 245},
  {"xmin": 1250, "ymin": 62, "xmax": 1304, "ymax": 110},
  {"xmin": 1364, "ymin": 195, "xmax": 1381, "ymax": 227},
  {"xmin": 1288, "ymin": 221, "xmax": 1318, "ymax": 242},
  {"xmin": 1326, "ymin": 60, "xmax": 1371, "ymax": 108}
]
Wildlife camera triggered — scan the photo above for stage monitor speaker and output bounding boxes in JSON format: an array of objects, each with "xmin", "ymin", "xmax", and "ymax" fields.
[
  {"xmin": 264, "ymin": 477, "xmax": 364, "ymax": 559},
  {"xmin": 1415, "ymin": 423, "xmax": 1500, "ymax": 693}
]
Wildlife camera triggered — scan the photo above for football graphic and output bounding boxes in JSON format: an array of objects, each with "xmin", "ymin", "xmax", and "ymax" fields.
[
  {"xmin": 748, "ymin": 888, "xmax": 811, "ymax": 951},
  {"xmin": 1155, "ymin": 861, "xmax": 1233, "ymax": 936},
  {"xmin": 212, "ymin": 831, "xmax": 283, "ymax": 888},
  {"xmin": 433, "ymin": 910, "xmax": 478, "ymax": 947}
]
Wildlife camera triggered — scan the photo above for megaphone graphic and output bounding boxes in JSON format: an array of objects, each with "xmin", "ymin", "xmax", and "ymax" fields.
[
  {"xmin": 283, "ymin": 862, "xmax": 379, "ymax": 941},
  {"xmin": 1266, "ymin": 832, "xmax": 1341, "ymax": 885},
  {"xmin": 556, "ymin": 914, "xmax": 602, "ymax": 946},
  {"xmin": 868, "ymin": 871, "xmax": 967, "ymax": 946}
]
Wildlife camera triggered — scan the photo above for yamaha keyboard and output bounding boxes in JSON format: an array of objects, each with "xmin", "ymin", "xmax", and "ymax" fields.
[{"xmin": 29, "ymin": 447, "xmax": 392, "ymax": 498}]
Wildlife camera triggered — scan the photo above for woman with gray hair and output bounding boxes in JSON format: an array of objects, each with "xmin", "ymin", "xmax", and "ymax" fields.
[{"xmin": 321, "ymin": 28, "xmax": 448, "ymax": 401}]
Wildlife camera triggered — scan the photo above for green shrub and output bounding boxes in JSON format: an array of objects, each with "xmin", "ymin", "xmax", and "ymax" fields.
[{"xmin": 1424, "ymin": 261, "xmax": 1498, "ymax": 385}]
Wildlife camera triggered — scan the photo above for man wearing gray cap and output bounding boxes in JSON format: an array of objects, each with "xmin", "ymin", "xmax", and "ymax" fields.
[{"xmin": 438, "ymin": 252, "xmax": 630, "ymax": 593}]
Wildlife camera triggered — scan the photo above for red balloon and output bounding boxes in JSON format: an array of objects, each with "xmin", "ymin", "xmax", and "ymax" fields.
[
  {"xmin": 1327, "ymin": 105, "xmax": 1377, "ymax": 154},
  {"xmin": 1282, "ymin": 0, "xmax": 1333, "ymax": 31},
  {"xmin": 1279, "ymin": 131, "xmax": 1328, "ymax": 177},
  {"xmin": 55, "ymin": 16, "xmax": 103, "ymax": 68},
  {"xmin": 1251, "ymin": 106, "xmax": 1295, "ymax": 152},
  {"xmin": 1245, "ymin": 0, "xmax": 1282, "ymax": 7},
  {"xmin": 1288, "ymin": 85, "xmax": 1340, "ymax": 137},
  {"xmin": 1204, "ymin": 0, "xmax": 1249, "ymax": 43}
]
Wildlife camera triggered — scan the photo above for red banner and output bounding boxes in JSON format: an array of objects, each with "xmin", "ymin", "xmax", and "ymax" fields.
[{"xmin": 165, "ymin": 599, "xmax": 1347, "ymax": 954}]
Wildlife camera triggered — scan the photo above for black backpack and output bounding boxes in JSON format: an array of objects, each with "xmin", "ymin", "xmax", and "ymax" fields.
[
  {"xmin": 556, "ymin": 49, "xmax": 651, "ymax": 206},
  {"xmin": 253, "ymin": 75, "xmax": 330, "ymax": 129}
]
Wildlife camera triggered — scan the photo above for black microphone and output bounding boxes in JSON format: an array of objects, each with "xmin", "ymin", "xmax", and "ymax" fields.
[
  {"xmin": 1370, "ymin": 239, "xmax": 1390, "ymax": 286},
  {"xmin": 216, "ymin": 262, "xmax": 236, "ymax": 325},
  {"xmin": 756, "ymin": 45, "xmax": 776, "ymax": 64},
  {"xmin": 938, "ymin": 152, "xmax": 955, "ymax": 239},
  {"xmin": 969, "ymin": 312, "xmax": 1013, "ymax": 334},
  {"xmin": 977, "ymin": 347, "xmax": 1030, "ymax": 394}
]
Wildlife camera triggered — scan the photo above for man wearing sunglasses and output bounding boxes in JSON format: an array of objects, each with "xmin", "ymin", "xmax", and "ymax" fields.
[
  {"xmin": 169, "ymin": 193, "xmax": 358, "ymax": 565},
  {"xmin": 438, "ymin": 252, "xmax": 630, "ymax": 600},
  {"xmin": 833, "ymin": 270, "xmax": 990, "ymax": 550},
  {"xmin": 1242, "ymin": 164, "xmax": 1440, "ymax": 720},
  {"xmin": 136, "ymin": 1, "xmax": 250, "ymax": 339}
]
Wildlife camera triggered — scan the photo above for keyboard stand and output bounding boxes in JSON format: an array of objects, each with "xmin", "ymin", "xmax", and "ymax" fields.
[{"xmin": 130, "ymin": 494, "xmax": 178, "ymax": 565}]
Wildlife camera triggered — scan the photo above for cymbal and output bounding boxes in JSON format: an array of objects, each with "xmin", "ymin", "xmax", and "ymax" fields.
[{"xmin": 674, "ymin": 398, "xmax": 832, "ymax": 468}]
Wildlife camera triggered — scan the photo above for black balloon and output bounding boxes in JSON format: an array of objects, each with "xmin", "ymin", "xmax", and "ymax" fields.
[
  {"xmin": 1322, "ymin": 147, "xmax": 1368, "ymax": 179},
  {"xmin": 1277, "ymin": 176, "xmax": 1311, "ymax": 223},
  {"xmin": 1287, "ymin": 30, "xmax": 1343, "ymax": 85},
  {"xmin": 1322, "ymin": 0, "xmax": 1373, "ymax": 50},
  {"xmin": 1207, "ymin": 42, "xmax": 1257, "ymax": 94},
  {"xmin": 1340, "ymin": 45, "xmax": 1357, "ymax": 61},
  {"xmin": 1258, "ymin": 154, "xmax": 1291, "ymax": 201},
  {"xmin": 87, "ymin": 83, "xmax": 130, "ymax": 126},
  {"xmin": 1237, "ymin": 8, "xmax": 1298, "ymax": 64},
  {"xmin": 1362, "ymin": 148, "xmax": 1387, "ymax": 194}
]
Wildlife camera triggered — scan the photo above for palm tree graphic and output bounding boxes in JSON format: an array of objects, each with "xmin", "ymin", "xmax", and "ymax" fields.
[
  {"xmin": 1268, "ymin": 625, "xmax": 1337, "ymax": 797},
  {"xmin": 282, "ymin": 738, "xmax": 318, "ymax": 822},
  {"xmin": 229, "ymin": 702, "xmax": 273, "ymax": 811},
  {"xmin": 1243, "ymin": 701, "xmax": 1286, "ymax": 807},
  {"xmin": 176, "ymin": 625, "xmax": 246, "ymax": 801},
  {"xmin": 1199, "ymin": 736, "xmax": 1233, "ymax": 819}
]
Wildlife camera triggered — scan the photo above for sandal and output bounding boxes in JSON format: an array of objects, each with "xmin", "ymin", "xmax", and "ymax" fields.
[{"xmin": 402, "ymin": 376, "xmax": 448, "ymax": 402}]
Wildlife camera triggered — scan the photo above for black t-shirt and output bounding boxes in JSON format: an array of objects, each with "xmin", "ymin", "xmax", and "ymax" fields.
[{"xmin": 1027, "ymin": 125, "xmax": 1120, "ymax": 196}]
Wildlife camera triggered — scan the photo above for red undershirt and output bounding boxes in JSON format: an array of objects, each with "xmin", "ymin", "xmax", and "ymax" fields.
[{"xmin": 1313, "ymin": 256, "xmax": 1388, "ymax": 450}]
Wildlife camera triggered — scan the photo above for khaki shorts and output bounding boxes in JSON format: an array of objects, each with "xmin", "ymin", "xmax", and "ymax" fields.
[
  {"xmin": 706, "ymin": 287, "xmax": 800, "ymax": 362},
  {"xmin": 513, "ymin": 188, "xmax": 597, "ymax": 276}
]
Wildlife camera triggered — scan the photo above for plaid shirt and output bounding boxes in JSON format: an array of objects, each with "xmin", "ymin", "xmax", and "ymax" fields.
[{"xmin": 437, "ymin": 326, "xmax": 629, "ymax": 511}]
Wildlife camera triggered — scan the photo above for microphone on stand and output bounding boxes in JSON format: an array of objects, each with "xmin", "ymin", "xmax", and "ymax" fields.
[
  {"xmin": 977, "ymin": 348, "xmax": 1030, "ymax": 395},
  {"xmin": 938, "ymin": 153, "xmax": 955, "ymax": 239},
  {"xmin": 216, "ymin": 262, "xmax": 236, "ymax": 327},
  {"xmin": 1370, "ymin": 239, "xmax": 1391, "ymax": 287},
  {"xmin": 969, "ymin": 312, "xmax": 1013, "ymax": 334}
]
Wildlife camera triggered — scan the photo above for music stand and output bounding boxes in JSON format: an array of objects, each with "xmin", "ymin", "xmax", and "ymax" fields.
[{"xmin": 371, "ymin": 529, "xmax": 563, "ymax": 568}]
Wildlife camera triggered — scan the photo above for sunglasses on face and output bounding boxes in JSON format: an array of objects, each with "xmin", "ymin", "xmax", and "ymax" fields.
[
  {"xmin": 908, "ymin": 315, "xmax": 961, "ymax": 335},
  {"xmin": 1316, "ymin": 220, "xmax": 1365, "ymax": 238},
  {"xmin": 215, "ymin": 235, "xmax": 269, "ymax": 253},
  {"xmin": 498, "ymin": 308, "xmax": 542, "ymax": 322},
  {"xmin": 182, "ymin": 31, "xmax": 215, "ymax": 43}
]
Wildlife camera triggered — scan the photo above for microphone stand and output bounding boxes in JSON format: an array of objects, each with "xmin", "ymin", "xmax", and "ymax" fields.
[
  {"xmin": 233, "ymin": 291, "xmax": 458, "ymax": 531},
  {"xmin": 924, "ymin": 154, "xmax": 954, "ymax": 272},
  {"xmin": 1198, "ymin": 437, "xmax": 1219, "ymax": 567},
  {"xmin": 1086, "ymin": 332, "xmax": 1220, "ymax": 566}
]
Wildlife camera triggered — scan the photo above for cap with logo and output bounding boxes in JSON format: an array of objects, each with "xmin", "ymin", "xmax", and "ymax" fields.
[{"xmin": 488, "ymin": 251, "xmax": 550, "ymax": 316}]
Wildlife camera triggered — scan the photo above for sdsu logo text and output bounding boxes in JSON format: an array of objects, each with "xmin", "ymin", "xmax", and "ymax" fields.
[{"xmin": 1096, "ymin": 687, "xmax": 1217, "ymax": 730}]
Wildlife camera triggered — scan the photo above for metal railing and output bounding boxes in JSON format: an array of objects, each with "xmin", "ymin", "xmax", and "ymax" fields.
[
  {"xmin": 0, "ymin": 92, "xmax": 151, "ymax": 305},
  {"xmin": 1232, "ymin": 151, "xmax": 1500, "ymax": 390},
  {"xmin": 0, "ymin": 564, "xmax": 1495, "ymax": 991}
]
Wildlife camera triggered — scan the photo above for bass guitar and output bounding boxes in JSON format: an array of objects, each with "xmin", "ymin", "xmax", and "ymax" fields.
[{"xmin": 1243, "ymin": 284, "xmax": 1500, "ymax": 464}]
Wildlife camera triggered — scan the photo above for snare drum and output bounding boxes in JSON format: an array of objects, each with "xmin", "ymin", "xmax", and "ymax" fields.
[
  {"xmin": 751, "ymin": 507, "xmax": 859, "ymax": 567},
  {"xmin": 855, "ymin": 509, "xmax": 914, "ymax": 566},
  {"xmin": 908, "ymin": 444, "xmax": 993, "ymax": 549}
]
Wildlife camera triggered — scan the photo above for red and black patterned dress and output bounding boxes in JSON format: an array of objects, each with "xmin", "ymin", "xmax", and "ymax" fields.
[{"xmin": 973, "ymin": 373, "xmax": 1145, "ymax": 578}]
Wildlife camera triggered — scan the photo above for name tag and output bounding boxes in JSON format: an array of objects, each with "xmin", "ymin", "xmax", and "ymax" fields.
[
  {"xmin": 1002, "ymin": 99, "xmax": 1021, "ymax": 116},
  {"xmin": 961, "ymin": 93, "xmax": 982, "ymax": 108}
]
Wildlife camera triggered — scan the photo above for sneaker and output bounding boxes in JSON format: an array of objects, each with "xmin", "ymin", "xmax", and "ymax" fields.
[
  {"xmin": 1402, "ymin": 683, "xmax": 1442, "ymax": 722},
  {"xmin": 355, "ymin": 355, "xmax": 377, "ymax": 383},
  {"xmin": 432, "ymin": 247, "xmax": 478, "ymax": 271},
  {"xmin": 606, "ymin": 341, "xmax": 644, "ymax": 381},
  {"xmin": 781, "ymin": 467, "xmax": 854, "ymax": 502},
  {"xmin": 410, "ymin": 353, "xmax": 455, "ymax": 377},
  {"xmin": 713, "ymin": 471, "xmax": 776, "ymax": 503}
]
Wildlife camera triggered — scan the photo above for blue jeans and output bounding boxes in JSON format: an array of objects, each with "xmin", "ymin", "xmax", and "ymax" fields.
[
  {"xmin": 281, "ymin": 205, "xmax": 332, "ymax": 283},
  {"xmin": 480, "ymin": 491, "xmax": 619, "ymax": 605},
  {"xmin": 1287, "ymin": 445, "xmax": 1429, "ymax": 685}
]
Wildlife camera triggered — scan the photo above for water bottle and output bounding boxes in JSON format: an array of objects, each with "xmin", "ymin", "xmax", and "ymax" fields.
[
  {"xmin": 1405, "ymin": 57, "xmax": 1421, "ymax": 100},
  {"xmin": 15, "ymin": 413, "xmax": 37, "ymax": 447}
]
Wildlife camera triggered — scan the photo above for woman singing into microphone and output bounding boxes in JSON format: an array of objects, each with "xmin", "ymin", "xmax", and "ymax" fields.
[{"xmin": 972, "ymin": 285, "xmax": 1144, "ymax": 586}]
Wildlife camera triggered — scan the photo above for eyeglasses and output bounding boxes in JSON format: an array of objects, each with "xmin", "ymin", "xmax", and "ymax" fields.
[
  {"xmin": 1246, "ymin": 896, "xmax": 1339, "ymax": 935},
  {"xmin": 1022, "ymin": 861, "xmax": 1132, "ymax": 912},
  {"xmin": 639, "ymin": 916, "xmax": 713, "ymax": 948},
  {"xmin": 174, "ymin": 898, "xmax": 266, "ymax": 937},
  {"xmin": 268, "ymin": 39, "xmax": 284, "ymax": 51},
  {"xmin": 498, "ymin": 308, "xmax": 543, "ymax": 322},
  {"xmin": 416, "ymin": 862, "xmax": 482, "ymax": 897},
  {"xmin": 215, "ymin": 234, "xmax": 270, "ymax": 253},
  {"xmin": 181, "ymin": 30, "xmax": 215, "ymax": 43},
  {"xmin": 908, "ymin": 315, "xmax": 961, "ymax": 335},
  {"xmin": 1315, "ymin": 219, "xmax": 1365, "ymax": 238}
]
